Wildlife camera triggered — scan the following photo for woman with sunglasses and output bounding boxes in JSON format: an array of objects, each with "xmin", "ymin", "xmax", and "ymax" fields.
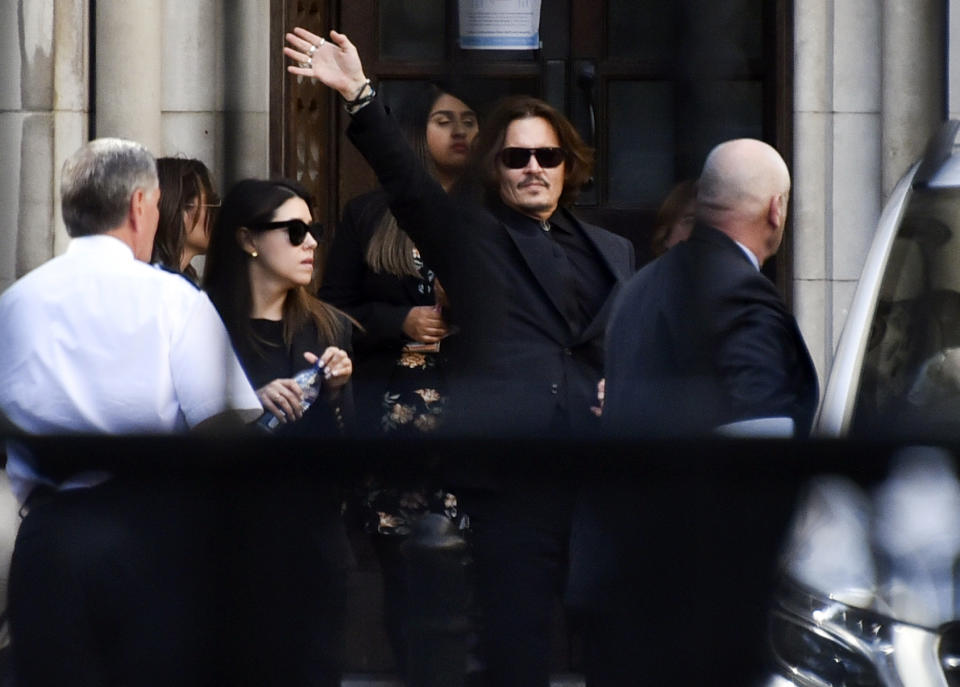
[
  {"xmin": 152, "ymin": 157, "xmax": 219, "ymax": 283},
  {"xmin": 204, "ymin": 178, "xmax": 353, "ymax": 434},
  {"xmin": 202, "ymin": 177, "xmax": 355, "ymax": 686}
]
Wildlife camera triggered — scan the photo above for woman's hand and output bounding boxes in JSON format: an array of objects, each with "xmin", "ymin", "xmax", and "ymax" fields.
[
  {"xmin": 591, "ymin": 378, "xmax": 605, "ymax": 417},
  {"xmin": 306, "ymin": 348, "xmax": 353, "ymax": 391},
  {"xmin": 434, "ymin": 278, "xmax": 450, "ymax": 309},
  {"xmin": 402, "ymin": 306, "xmax": 449, "ymax": 344},
  {"xmin": 256, "ymin": 378, "xmax": 305, "ymax": 424},
  {"xmin": 284, "ymin": 28, "xmax": 368, "ymax": 100}
]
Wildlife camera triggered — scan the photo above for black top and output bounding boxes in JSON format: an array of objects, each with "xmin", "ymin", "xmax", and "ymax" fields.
[
  {"xmin": 320, "ymin": 191, "xmax": 438, "ymax": 357},
  {"xmin": 319, "ymin": 192, "xmax": 451, "ymax": 434},
  {"xmin": 245, "ymin": 319, "xmax": 298, "ymax": 388},
  {"xmin": 236, "ymin": 316, "xmax": 354, "ymax": 437}
]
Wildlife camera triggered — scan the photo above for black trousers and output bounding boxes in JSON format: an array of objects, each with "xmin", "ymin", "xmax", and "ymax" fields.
[
  {"xmin": 9, "ymin": 480, "xmax": 220, "ymax": 686},
  {"xmin": 8, "ymin": 476, "xmax": 353, "ymax": 687},
  {"xmin": 463, "ymin": 486, "xmax": 577, "ymax": 687},
  {"xmin": 221, "ymin": 476, "xmax": 353, "ymax": 687}
]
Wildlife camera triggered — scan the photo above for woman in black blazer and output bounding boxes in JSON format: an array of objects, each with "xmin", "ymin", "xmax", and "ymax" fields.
[
  {"xmin": 203, "ymin": 178, "xmax": 355, "ymax": 687},
  {"xmin": 206, "ymin": 178, "xmax": 354, "ymax": 435}
]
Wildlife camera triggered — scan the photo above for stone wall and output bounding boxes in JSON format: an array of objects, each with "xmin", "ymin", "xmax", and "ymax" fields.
[
  {"xmin": 0, "ymin": 1, "xmax": 88, "ymax": 292},
  {"xmin": 792, "ymin": 0, "xmax": 944, "ymax": 382},
  {"xmin": 0, "ymin": 0, "xmax": 271, "ymax": 292},
  {"xmin": 951, "ymin": 0, "xmax": 960, "ymax": 120}
]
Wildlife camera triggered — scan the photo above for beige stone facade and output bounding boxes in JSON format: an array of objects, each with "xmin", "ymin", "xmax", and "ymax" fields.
[
  {"xmin": 0, "ymin": 0, "xmax": 270, "ymax": 292},
  {"xmin": 793, "ymin": 0, "xmax": 945, "ymax": 383}
]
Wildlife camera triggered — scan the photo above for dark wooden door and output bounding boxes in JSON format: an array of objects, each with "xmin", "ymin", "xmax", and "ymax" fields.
[{"xmin": 273, "ymin": 0, "xmax": 793, "ymax": 283}]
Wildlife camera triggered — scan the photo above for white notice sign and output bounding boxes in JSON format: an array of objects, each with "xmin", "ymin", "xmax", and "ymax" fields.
[{"xmin": 458, "ymin": 0, "xmax": 542, "ymax": 50}]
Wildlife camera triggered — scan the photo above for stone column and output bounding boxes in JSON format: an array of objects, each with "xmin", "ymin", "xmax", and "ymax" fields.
[
  {"xmin": 794, "ymin": 0, "xmax": 946, "ymax": 380},
  {"xmin": 222, "ymin": 0, "xmax": 270, "ymax": 184},
  {"xmin": 951, "ymin": 0, "xmax": 960, "ymax": 120},
  {"xmin": 52, "ymin": 0, "xmax": 90, "ymax": 256},
  {"xmin": 793, "ymin": 0, "xmax": 883, "ymax": 381},
  {"xmin": 161, "ymin": 0, "xmax": 218, "ymax": 166},
  {"xmin": 95, "ymin": 0, "xmax": 163, "ymax": 152},
  {"xmin": 0, "ymin": 0, "xmax": 89, "ymax": 292},
  {"xmin": 881, "ymin": 0, "xmax": 944, "ymax": 196}
]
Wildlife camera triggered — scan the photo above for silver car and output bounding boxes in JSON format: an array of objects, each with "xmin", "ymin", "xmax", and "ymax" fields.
[
  {"xmin": 769, "ymin": 122, "xmax": 960, "ymax": 687},
  {"xmin": 819, "ymin": 120, "xmax": 960, "ymax": 440}
]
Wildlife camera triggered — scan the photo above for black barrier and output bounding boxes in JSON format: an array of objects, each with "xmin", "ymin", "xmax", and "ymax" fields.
[
  {"xmin": 0, "ymin": 430, "xmax": 913, "ymax": 685},
  {"xmin": 404, "ymin": 514, "xmax": 469, "ymax": 687}
]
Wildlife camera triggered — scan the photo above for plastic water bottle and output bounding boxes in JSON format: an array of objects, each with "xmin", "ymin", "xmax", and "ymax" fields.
[{"xmin": 257, "ymin": 360, "xmax": 324, "ymax": 432}]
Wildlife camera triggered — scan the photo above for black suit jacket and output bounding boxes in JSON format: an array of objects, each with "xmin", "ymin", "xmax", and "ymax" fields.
[
  {"xmin": 320, "ymin": 191, "xmax": 434, "ymax": 354},
  {"xmin": 602, "ymin": 224, "xmax": 818, "ymax": 437},
  {"xmin": 347, "ymin": 101, "xmax": 635, "ymax": 438},
  {"xmin": 319, "ymin": 191, "xmax": 440, "ymax": 430}
]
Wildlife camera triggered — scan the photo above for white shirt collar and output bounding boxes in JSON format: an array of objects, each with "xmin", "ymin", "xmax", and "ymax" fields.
[
  {"xmin": 67, "ymin": 233, "xmax": 136, "ymax": 260},
  {"xmin": 733, "ymin": 240, "xmax": 761, "ymax": 270}
]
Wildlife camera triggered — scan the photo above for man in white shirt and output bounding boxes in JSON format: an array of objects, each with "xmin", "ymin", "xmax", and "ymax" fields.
[{"xmin": 0, "ymin": 138, "xmax": 261, "ymax": 686}]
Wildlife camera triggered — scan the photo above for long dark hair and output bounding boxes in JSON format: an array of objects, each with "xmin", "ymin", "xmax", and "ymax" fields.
[
  {"xmin": 153, "ymin": 157, "xmax": 215, "ymax": 282},
  {"xmin": 472, "ymin": 95, "xmax": 594, "ymax": 208},
  {"xmin": 364, "ymin": 82, "xmax": 473, "ymax": 278},
  {"xmin": 204, "ymin": 178, "xmax": 345, "ymax": 357}
]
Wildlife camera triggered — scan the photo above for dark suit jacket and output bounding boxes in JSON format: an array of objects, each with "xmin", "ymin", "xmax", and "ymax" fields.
[
  {"xmin": 320, "ymin": 191, "xmax": 433, "ymax": 350},
  {"xmin": 347, "ymin": 101, "xmax": 635, "ymax": 438},
  {"xmin": 602, "ymin": 223, "xmax": 818, "ymax": 438},
  {"xmin": 318, "ymin": 191, "xmax": 440, "ymax": 430}
]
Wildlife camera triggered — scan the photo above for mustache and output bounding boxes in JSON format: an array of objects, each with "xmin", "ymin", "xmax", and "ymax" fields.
[{"xmin": 518, "ymin": 175, "xmax": 550, "ymax": 188}]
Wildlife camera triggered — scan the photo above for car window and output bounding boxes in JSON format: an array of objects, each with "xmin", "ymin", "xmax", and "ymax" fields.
[{"xmin": 852, "ymin": 187, "xmax": 960, "ymax": 437}]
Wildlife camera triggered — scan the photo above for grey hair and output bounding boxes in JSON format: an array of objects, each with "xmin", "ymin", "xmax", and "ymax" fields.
[{"xmin": 60, "ymin": 138, "xmax": 159, "ymax": 237}]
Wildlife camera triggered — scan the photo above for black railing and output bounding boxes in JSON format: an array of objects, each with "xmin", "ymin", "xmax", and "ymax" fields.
[{"xmin": 0, "ymin": 428, "xmax": 910, "ymax": 685}]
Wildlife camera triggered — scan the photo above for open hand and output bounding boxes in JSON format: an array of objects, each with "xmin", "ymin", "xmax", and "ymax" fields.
[{"xmin": 283, "ymin": 28, "xmax": 368, "ymax": 100}]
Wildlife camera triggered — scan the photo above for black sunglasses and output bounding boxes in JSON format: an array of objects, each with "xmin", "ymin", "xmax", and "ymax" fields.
[
  {"xmin": 250, "ymin": 219, "xmax": 324, "ymax": 246},
  {"xmin": 500, "ymin": 147, "xmax": 565, "ymax": 169}
]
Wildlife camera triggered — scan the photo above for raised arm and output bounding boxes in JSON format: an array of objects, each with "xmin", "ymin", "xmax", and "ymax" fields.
[
  {"xmin": 284, "ymin": 28, "xmax": 369, "ymax": 102},
  {"xmin": 283, "ymin": 28, "xmax": 477, "ymax": 313}
]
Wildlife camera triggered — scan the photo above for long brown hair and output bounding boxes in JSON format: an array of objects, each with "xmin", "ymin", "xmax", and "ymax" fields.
[
  {"xmin": 364, "ymin": 83, "xmax": 470, "ymax": 278},
  {"xmin": 204, "ymin": 178, "xmax": 346, "ymax": 357},
  {"xmin": 471, "ymin": 95, "xmax": 594, "ymax": 208},
  {"xmin": 153, "ymin": 157, "xmax": 215, "ymax": 282}
]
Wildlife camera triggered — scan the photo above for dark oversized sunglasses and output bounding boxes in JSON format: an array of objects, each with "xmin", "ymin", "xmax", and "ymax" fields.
[
  {"xmin": 250, "ymin": 219, "xmax": 324, "ymax": 246},
  {"xmin": 500, "ymin": 147, "xmax": 565, "ymax": 169}
]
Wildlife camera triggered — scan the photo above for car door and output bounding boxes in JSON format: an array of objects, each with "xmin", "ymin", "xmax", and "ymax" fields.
[{"xmin": 817, "ymin": 121, "xmax": 960, "ymax": 438}]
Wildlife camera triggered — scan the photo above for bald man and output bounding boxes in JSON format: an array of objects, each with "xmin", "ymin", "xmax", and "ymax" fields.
[
  {"xmin": 601, "ymin": 138, "xmax": 818, "ymax": 437},
  {"xmin": 562, "ymin": 140, "xmax": 819, "ymax": 686}
]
